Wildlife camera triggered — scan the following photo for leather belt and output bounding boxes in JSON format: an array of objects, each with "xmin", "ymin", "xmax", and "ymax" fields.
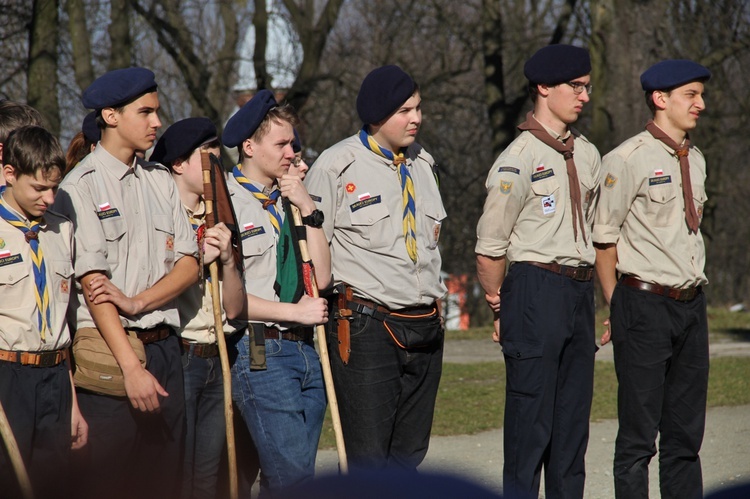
[
  {"xmin": 263, "ymin": 326, "xmax": 313, "ymax": 342},
  {"xmin": 0, "ymin": 348, "xmax": 68, "ymax": 367},
  {"xmin": 181, "ymin": 339, "xmax": 219, "ymax": 358},
  {"xmin": 621, "ymin": 275, "xmax": 701, "ymax": 302},
  {"xmin": 525, "ymin": 261, "xmax": 594, "ymax": 282},
  {"xmin": 347, "ymin": 296, "xmax": 392, "ymax": 321},
  {"xmin": 126, "ymin": 325, "xmax": 173, "ymax": 345}
]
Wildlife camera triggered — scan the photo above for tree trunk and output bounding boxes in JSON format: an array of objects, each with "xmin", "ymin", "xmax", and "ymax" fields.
[
  {"xmin": 66, "ymin": 0, "xmax": 95, "ymax": 91},
  {"xmin": 27, "ymin": 0, "xmax": 60, "ymax": 135},
  {"xmin": 109, "ymin": 0, "xmax": 132, "ymax": 70}
]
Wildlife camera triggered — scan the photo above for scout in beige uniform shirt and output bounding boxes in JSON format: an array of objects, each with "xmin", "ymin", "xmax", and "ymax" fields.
[
  {"xmin": 57, "ymin": 144, "xmax": 196, "ymax": 332},
  {"xmin": 0, "ymin": 125, "xmax": 86, "ymax": 499},
  {"xmin": 593, "ymin": 130, "xmax": 707, "ymax": 288},
  {"xmin": 592, "ymin": 59, "xmax": 711, "ymax": 499},
  {"xmin": 0, "ymin": 210, "xmax": 73, "ymax": 351},
  {"xmin": 305, "ymin": 133, "xmax": 447, "ymax": 310},
  {"xmin": 475, "ymin": 122, "xmax": 600, "ymax": 266},
  {"xmin": 475, "ymin": 45, "xmax": 600, "ymax": 499},
  {"xmin": 304, "ymin": 65, "xmax": 445, "ymax": 471}
]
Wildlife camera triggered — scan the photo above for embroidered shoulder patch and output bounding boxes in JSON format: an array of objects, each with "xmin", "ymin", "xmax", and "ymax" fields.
[
  {"xmin": 499, "ymin": 180, "xmax": 513, "ymax": 195},
  {"xmin": 604, "ymin": 173, "xmax": 618, "ymax": 189},
  {"xmin": 497, "ymin": 166, "xmax": 520, "ymax": 175}
]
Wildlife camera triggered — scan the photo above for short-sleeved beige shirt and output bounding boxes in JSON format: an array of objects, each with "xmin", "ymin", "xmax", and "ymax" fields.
[
  {"xmin": 593, "ymin": 130, "xmax": 707, "ymax": 288},
  {"xmin": 53, "ymin": 145, "xmax": 197, "ymax": 330},
  {"xmin": 305, "ymin": 134, "xmax": 447, "ymax": 310},
  {"xmin": 177, "ymin": 201, "xmax": 236, "ymax": 344},
  {"xmin": 226, "ymin": 173, "xmax": 288, "ymax": 330},
  {"xmin": 475, "ymin": 128, "xmax": 601, "ymax": 266},
  {"xmin": 0, "ymin": 208, "xmax": 74, "ymax": 351}
]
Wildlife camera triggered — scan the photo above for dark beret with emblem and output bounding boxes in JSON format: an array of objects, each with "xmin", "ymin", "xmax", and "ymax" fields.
[
  {"xmin": 524, "ymin": 44, "xmax": 592, "ymax": 85},
  {"xmin": 81, "ymin": 67, "xmax": 157, "ymax": 110},
  {"xmin": 150, "ymin": 117, "xmax": 217, "ymax": 166},
  {"xmin": 640, "ymin": 59, "xmax": 711, "ymax": 92},
  {"xmin": 82, "ymin": 112, "xmax": 100, "ymax": 143},
  {"xmin": 292, "ymin": 128, "xmax": 302, "ymax": 153},
  {"xmin": 222, "ymin": 89, "xmax": 278, "ymax": 148},
  {"xmin": 357, "ymin": 65, "xmax": 416, "ymax": 125}
]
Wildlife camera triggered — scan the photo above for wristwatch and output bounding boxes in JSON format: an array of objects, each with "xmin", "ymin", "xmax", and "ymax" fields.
[{"xmin": 301, "ymin": 209, "xmax": 324, "ymax": 228}]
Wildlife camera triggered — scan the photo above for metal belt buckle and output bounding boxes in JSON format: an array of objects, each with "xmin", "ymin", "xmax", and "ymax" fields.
[
  {"xmin": 677, "ymin": 288, "xmax": 694, "ymax": 301},
  {"xmin": 37, "ymin": 351, "xmax": 59, "ymax": 367}
]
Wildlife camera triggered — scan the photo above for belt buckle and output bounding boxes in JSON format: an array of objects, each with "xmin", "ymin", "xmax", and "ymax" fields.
[
  {"xmin": 677, "ymin": 288, "xmax": 694, "ymax": 301},
  {"xmin": 37, "ymin": 351, "xmax": 59, "ymax": 367}
]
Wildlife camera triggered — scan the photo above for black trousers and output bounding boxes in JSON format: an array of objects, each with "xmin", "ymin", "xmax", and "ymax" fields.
[
  {"xmin": 499, "ymin": 263, "xmax": 596, "ymax": 499},
  {"xmin": 611, "ymin": 282, "xmax": 708, "ymax": 499},
  {"xmin": 326, "ymin": 303, "xmax": 443, "ymax": 470},
  {"xmin": 0, "ymin": 360, "xmax": 72, "ymax": 499},
  {"xmin": 73, "ymin": 334, "xmax": 186, "ymax": 499}
]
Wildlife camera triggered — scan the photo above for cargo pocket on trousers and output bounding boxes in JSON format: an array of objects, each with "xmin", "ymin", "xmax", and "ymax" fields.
[{"xmin": 502, "ymin": 340, "xmax": 544, "ymax": 397}]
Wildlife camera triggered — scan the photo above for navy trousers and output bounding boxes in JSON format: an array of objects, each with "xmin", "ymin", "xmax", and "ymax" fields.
[
  {"xmin": 611, "ymin": 282, "xmax": 708, "ymax": 499},
  {"xmin": 499, "ymin": 263, "xmax": 596, "ymax": 499}
]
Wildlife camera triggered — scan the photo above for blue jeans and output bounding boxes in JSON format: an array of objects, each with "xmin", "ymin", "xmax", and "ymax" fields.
[
  {"xmin": 182, "ymin": 350, "xmax": 226, "ymax": 499},
  {"xmin": 231, "ymin": 333, "xmax": 326, "ymax": 496}
]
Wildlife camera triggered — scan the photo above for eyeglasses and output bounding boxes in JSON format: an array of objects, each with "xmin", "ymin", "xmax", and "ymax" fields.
[{"xmin": 565, "ymin": 81, "xmax": 593, "ymax": 95}]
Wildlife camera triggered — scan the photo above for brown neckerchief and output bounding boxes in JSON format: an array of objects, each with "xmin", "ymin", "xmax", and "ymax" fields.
[
  {"xmin": 518, "ymin": 112, "xmax": 586, "ymax": 243},
  {"xmin": 645, "ymin": 120, "xmax": 700, "ymax": 234}
]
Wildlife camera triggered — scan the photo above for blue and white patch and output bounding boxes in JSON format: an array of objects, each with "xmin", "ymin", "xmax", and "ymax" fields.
[
  {"xmin": 648, "ymin": 175, "xmax": 672, "ymax": 186},
  {"xmin": 497, "ymin": 166, "xmax": 520, "ymax": 175},
  {"xmin": 240, "ymin": 222, "xmax": 266, "ymax": 240},
  {"xmin": 532, "ymin": 169, "xmax": 555, "ymax": 182},
  {"xmin": 0, "ymin": 254, "xmax": 23, "ymax": 267}
]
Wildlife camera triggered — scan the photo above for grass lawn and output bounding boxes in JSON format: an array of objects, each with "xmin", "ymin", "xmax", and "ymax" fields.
[{"xmin": 317, "ymin": 306, "xmax": 750, "ymax": 448}]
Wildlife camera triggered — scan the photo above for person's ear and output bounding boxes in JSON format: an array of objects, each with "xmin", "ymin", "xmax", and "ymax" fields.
[
  {"xmin": 3, "ymin": 164, "xmax": 18, "ymax": 187},
  {"xmin": 101, "ymin": 107, "xmax": 118, "ymax": 127}
]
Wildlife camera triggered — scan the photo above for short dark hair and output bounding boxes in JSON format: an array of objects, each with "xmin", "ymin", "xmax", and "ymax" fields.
[
  {"xmin": 0, "ymin": 100, "xmax": 44, "ymax": 144},
  {"xmin": 528, "ymin": 83, "xmax": 540, "ymax": 102},
  {"xmin": 4, "ymin": 125, "xmax": 65, "ymax": 179},
  {"xmin": 174, "ymin": 137, "xmax": 222, "ymax": 168},
  {"xmin": 644, "ymin": 90, "xmax": 670, "ymax": 114},
  {"xmin": 238, "ymin": 103, "xmax": 299, "ymax": 161}
]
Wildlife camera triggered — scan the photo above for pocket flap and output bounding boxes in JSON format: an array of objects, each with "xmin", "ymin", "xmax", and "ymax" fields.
[
  {"xmin": 349, "ymin": 199, "xmax": 389, "ymax": 226},
  {"xmin": 0, "ymin": 261, "xmax": 30, "ymax": 285},
  {"xmin": 501, "ymin": 340, "xmax": 544, "ymax": 360}
]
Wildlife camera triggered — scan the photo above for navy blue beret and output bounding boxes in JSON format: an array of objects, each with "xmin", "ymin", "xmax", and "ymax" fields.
[
  {"xmin": 81, "ymin": 112, "xmax": 100, "ymax": 143},
  {"xmin": 357, "ymin": 65, "xmax": 416, "ymax": 125},
  {"xmin": 292, "ymin": 129, "xmax": 302, "ymax": 153},
  {"xmin": 640, "ymin": 59, "xmax": 711, "ymax": 92},
  {"xmin": 524, "ymin": 45, "xmax": 591, "ymax": 85},
  {"xmin": 222, "ymin": 89, "xmax": 278, "ymax": 148},
  {"xmin": 150, "ymin": 117, "xmax": 217, "ymax": 166},
  {"xmin": 81, "ymin": 67, "xmax": 157, "ymax": 110}
]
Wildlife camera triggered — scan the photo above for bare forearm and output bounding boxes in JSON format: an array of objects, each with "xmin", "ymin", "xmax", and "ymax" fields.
[
  {"xmin": 476, "ymin": 253, "xmax": 507, "ymax": 297},
  {"xmin": 594, "ymin": 243, "xmax": 618, "ymax": 305},
  {"xmin": 304, "ymin": 226, "xmax": 331, "ymax": 290},
  {"xmin": 244, "ymin": 294, "xmax": 299, "ymax": 323},
  {"xmin": 219, "ymin": 261, "xmax": 246, "ymax": 320}
]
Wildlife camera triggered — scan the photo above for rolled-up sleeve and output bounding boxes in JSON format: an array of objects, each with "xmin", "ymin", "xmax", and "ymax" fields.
[{"xmin": 475, "ymin": 157, "xmax": 527, "ymax": 257}]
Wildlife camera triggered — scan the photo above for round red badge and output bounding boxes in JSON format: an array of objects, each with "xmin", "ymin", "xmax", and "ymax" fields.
[{"xmin": 346, "ymin": 183, "xmax": 356, "ymax": 193}]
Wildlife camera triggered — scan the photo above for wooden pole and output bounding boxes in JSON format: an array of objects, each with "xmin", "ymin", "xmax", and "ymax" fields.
[
  {"xmin": 0, "ymin": 399, "xmax": 34, "ymax": 499},
  {"xmin": 201, "ymin": 155, "xmax": 238, "ymax": 499},
  {"xmin": 289, "ymin": 204, "xmax": 349, "ymax": 473}
]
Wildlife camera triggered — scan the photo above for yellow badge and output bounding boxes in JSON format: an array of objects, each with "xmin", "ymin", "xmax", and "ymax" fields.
[
  {"xmin": 604, "ymin": 173, "xmax": 618, "ymax": 189},
  {"xmin": 0, "ymin": 238, "xmax": 5, "ymax": 249},
  {"xmin": 500, "ymin": 180, "xmax": 513, "ymax": 195},
  {"xmin": 166, "ymin": 235, "xmax": 174, "ymax": 251},
  {"xmin": 61, "ymin": 279, "xmax": 69, "ymax": 294}
]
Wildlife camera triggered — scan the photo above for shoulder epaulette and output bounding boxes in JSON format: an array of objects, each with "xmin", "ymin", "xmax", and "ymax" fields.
[{"xmin": 612, "ymin": 136, "xmax": 648, "ymax": 159}]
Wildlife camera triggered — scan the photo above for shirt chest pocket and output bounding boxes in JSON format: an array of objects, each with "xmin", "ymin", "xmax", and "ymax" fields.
[
  {"xmin": 349, "ymin": 200, "xmax": 394, "ymax": 250},
  {"xmin": 49, "ymin": 259, "xmax": 74, "ymax": 303},
  {"xmin": 419, "ymin": 201, "xmax": 447, "ymax": 251},
  {"xmin": 530, "ymin": 176, "xmax": 560, "ymax": 216},
  {"xmin": 241, "ymin": 227, "xmax": 275, "ymax": 277},
  {"xmin": 0, "ymin": 264, "xmax": 30, "ymax": 310},
  {"xmin": 153, "ymin": 214, "xmax": 176, "ymax": 266},
  {"xmin": 646, "ymin": 184, "xmax": 679, "ymax": 227},
  {"xmin": 101, "ymin": 217, "xmax": 126, "ymax": 265}
]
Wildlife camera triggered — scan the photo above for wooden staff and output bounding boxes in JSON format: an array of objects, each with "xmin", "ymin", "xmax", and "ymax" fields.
[
  {"xmin": 289, "ymin": 204, "xmax": 349, "ymax": 473},
  {"xmin": 0, "ymin": 399, "xmax": 34, "ymax": 499},
  {"xmin": 201, "ymin": 153, "xmax": 238, "ymax": 499}
]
